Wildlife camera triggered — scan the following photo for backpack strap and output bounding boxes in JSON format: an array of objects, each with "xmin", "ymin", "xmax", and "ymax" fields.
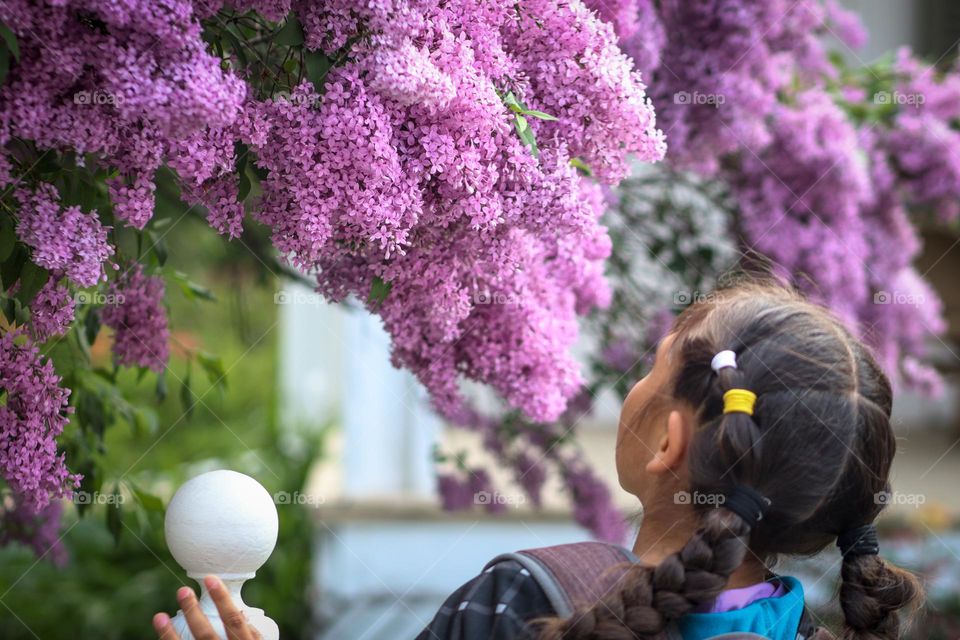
[
  {"xmin": 483, "ymin": 541, "xmax": 638, "ymax": 617},
  {"xmin": 486, "ymin": 542, "xmax": 816, "ymax": 640}
]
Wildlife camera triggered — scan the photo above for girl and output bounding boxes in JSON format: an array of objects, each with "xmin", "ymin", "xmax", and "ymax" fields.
[
  {"xmin": 153, "ymin": 281, "xmax": 922, "ymax": 639},
  {"xmin": 415, "ymin": 281, "xmax": 922, "ymax": 639}
]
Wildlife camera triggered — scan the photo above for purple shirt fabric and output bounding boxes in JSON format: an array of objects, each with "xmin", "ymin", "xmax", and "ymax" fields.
[{"xmin": 700, "ymin": 580, "xmax": 787, "ymax": 613}]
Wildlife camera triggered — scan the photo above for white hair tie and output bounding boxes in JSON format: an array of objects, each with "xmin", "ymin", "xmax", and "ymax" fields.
[{"xmin": 711, "ymin": 350, "xmax": 738, "ymax": 373}]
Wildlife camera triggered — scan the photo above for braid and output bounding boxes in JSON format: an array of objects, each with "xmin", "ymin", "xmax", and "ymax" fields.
[
  {"xmin": 835, "ymin": 554, "xmax": 922, "ymax": 640},
  {"xmin": 536, "ymin": 509, "xmax": 753, "ymax": 640}
]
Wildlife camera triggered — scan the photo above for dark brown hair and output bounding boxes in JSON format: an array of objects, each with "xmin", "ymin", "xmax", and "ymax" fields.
[{"xmin": 538, "ymin": 280, "xmax": 922, "ymax": 640}]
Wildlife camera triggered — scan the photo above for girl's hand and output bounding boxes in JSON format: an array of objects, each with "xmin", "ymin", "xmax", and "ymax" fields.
[{"xmin": 153, "ymin": 575, "xmax": 262, "ymax": 640}]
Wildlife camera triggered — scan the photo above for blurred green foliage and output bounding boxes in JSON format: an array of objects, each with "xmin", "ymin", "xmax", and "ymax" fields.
[{"xmin": 0, "ymin": 207, "xmax": 324, "ymax": 639}]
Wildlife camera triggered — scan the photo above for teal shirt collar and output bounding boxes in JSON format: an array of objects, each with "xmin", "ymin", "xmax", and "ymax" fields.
[{"xmin": 676, "ymin": 576, "xmax": 806, "ymax": 640}]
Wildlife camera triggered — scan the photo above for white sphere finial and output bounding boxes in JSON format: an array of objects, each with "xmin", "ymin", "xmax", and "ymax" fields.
[{"xmin": 165, "ymin": 469, "xmax": 280, "ymax": 640}]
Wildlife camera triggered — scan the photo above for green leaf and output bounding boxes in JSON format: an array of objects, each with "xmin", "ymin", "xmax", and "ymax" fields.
[
  {"xmin": 0, "ymin": 214, "xmax": 15, "ymax": 261},
  {"xmin": 180, "ymin": 365, "xmax": 195, "ymax": 420},
  {"xmin": 514, "ymin": 113, "xmax": 529, "ymax": 133},
  {"xmin": 513, "ymin": 114, "xmax": 539, "ymax": 158},
  {"xmin": 367, "ymin": 275, "xmax": 392, "ymax": 309},
  {"xmin": 12, "ymin": 298, "xmax": 29, "ymax": 325},
  {"xmin": 172, "ymin": 271, "xmax": 216, "ymax": 302},
  {"xmin": 106, "ymin": 485, "xmax": 123, "ymax": 545},
  {"xmin": 131, "ymin": 484, "xmax": 164, "ymax": 512},
  {"xmin": 83, "ymin": 307, "xmax": 101, "ymax": 346},
  {"xmin": 0, "ymin": 24, "xmax": 20, "ymax": 61},
  {"xmin": 303, "ymin": 50, "xmax": 333, "ymax": 94},
  {"xmin": 0, "ymin": 296, "xmax": 15, "ymax": 324},
  {"xmin": 155, "ymin": 373, "xmax": 168, "ymax": 402},
  {"xmin": 569, "ymin": 157, "xmax": 592, "ymax": 176},
  {"xmin": 146, "ymin": 230, "xmax": 168, "ymax": 266},
  {"xmin": 0, "ymin": 47, "xmax": 8, "ymax": 87},
  {"xmin": 0, "ymin": 244, "xmax": 25, "ymax": 289},
  {"xmin": 521, "ymin": 109, "xmax": 557, "ymax": 121},
  {"xmin": 14, "ymin": 260, "xmax": 49, "ymax": 305},
  {"xmin": 502, "ymin": 91, "xmax": 524, "ymax": 113},
  {"xmin": 196, "ymin": 351, "xmax": 227, "ymax": 389},
  {"xmin": 132, "ymin": 407, "xmax": 158, "ymax": 435},
  {"xmin": 275, "ymin": 15, "xmax": 305, "ymax": 47},
  {"xmin": 151, "ymin": 217, "xmax": 175, "ymax": 231},
  {"xmin": 76, "ymin": 389, "xmax": 108, "ymax": 440},
  {"xmin": 223, "ymin": 29, "xmax": 249, "ymax": 68},
  {"xmin": 238, "ymin": 167, "xmax": 252, "ymax": 201}
]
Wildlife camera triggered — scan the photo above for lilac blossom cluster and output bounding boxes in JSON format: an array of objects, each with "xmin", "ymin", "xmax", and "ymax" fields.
[
  {"xmin": 0, "ymin": 0, "xmax": 245, "ymax": 228},
  {"xmin": 0, "ymin": 331, "xmax": 78, "ymax": 563},
  {"xmin": 2, "ymin": 0, "xmax": 664, "ymax": 424},
  {"xmin": 600, "ymin": 0, "xmax": 866, "ymax": 175},
  {"xmin": 29, "ymin": 279, "xmax": 76, "ymax": 343},
  {"xmin": 100, "ymin": 265, "xmax": 170, "ymax": 373},
  {"xmin": 14, "ymin": 185, "xmax": 113, "ymax": 288},
  {"xmin": 235, "ymin": 0, "xmax": 665, "ymax": 422},
  {"xmin": 440, "ymin": 399, "xmax": 628, "ymax": 543},
  {"xmin": 593, "ymin": 0, "xmax": 954, "ymax": 392}
]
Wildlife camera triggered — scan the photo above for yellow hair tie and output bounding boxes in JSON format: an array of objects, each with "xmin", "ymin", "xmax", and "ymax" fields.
[{"xmin": 723, "ymin": 389, "xmax": 757, "ymax": 416}]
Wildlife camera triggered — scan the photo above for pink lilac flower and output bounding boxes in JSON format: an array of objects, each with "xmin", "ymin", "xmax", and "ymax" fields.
[
  {"xmin": 729, "ymin": 91, "xmax": 871, "ymax": 325},
  {"xmin": 29, "ymin": 278, "xmax": 76, "ymax": 343},
  {"xmin": 436, "ymin": 473, "xmax": 477, "ymax": 511},
  {"xmin": 0, "ymin": 331, "xmax": 79, "ymax": 513},
  {"xmin": 237, "ymin": 0, "xmax": 665, "ymax": 423},
  {"xmin": 100, "ymin": 265, "xmax": 170, "ymax": 373},
  {"xmin": 14, "ymin": 185, "xmax": 113, "ymax": 288},
  {"xmin": 0, "ymin": 0, "xmax": 246, "ymax": 230},
  {"xmin": 0, "ymin": 499, "xmax": 69, "ymax": 566},
  {"xmin": 564, "ymin": 461, "xmax": 629, "ymax": 544}
]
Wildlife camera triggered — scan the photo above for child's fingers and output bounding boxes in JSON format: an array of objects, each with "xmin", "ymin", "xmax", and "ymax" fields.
[
  {"xmin": 177, "ymin": 586, "xmax": 220, "ymax": 640},
  {"xmin": 153, "ymin": 612, "xmax": 181, "ymax": 640},
  {"xmin": 204, "ymin": 575, "xmax": 254, "ymax": 640}
]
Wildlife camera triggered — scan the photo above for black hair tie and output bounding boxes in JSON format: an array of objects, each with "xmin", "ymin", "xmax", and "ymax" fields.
[
  {"xmin": 837, "ymin": 524, "xmax": 880, "ymax": 557},
  {"xmin": 723, "ymin": 485, "xmax": 771, "ymax": 528}
]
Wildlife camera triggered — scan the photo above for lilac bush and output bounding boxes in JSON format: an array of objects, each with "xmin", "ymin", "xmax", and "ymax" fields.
[{"xmin": 0, "ymin": 0, "xmax": 664, "ymax": 555}]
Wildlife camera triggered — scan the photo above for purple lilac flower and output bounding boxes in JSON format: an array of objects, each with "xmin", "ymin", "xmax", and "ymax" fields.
[
  {"xmin": 0, "ymin": 331, "xmax": 79, "ymax": 513},
  {"xmin": 29, "ymin": 278, "xmax": 76, "ymax": 343},
  {"xmin": 0, "ymin": 499, "xmax": 69, "ymax": 566},
  {"xmin": 100, "ymin": 265, "xmax": 170, "ymax": 373},
  {"xmin": 14, "ymin": 185, "xmax": 113, "ymax": 288}
]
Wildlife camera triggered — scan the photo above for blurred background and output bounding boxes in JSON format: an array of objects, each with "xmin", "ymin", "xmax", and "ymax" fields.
[{"xmin": 1, "ymin": 1, "xmax": 960, "ymax": 639}]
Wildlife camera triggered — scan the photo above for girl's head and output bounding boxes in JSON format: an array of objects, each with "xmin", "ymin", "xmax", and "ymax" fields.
[{"xmin": 542, "ymin": 280, "xmax": 922, "ymax": 640}]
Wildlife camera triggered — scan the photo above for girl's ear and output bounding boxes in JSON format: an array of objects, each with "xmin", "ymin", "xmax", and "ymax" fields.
[{"xmin": 645, "ymin": 409, "xmax": 693, "ymax": 475}]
